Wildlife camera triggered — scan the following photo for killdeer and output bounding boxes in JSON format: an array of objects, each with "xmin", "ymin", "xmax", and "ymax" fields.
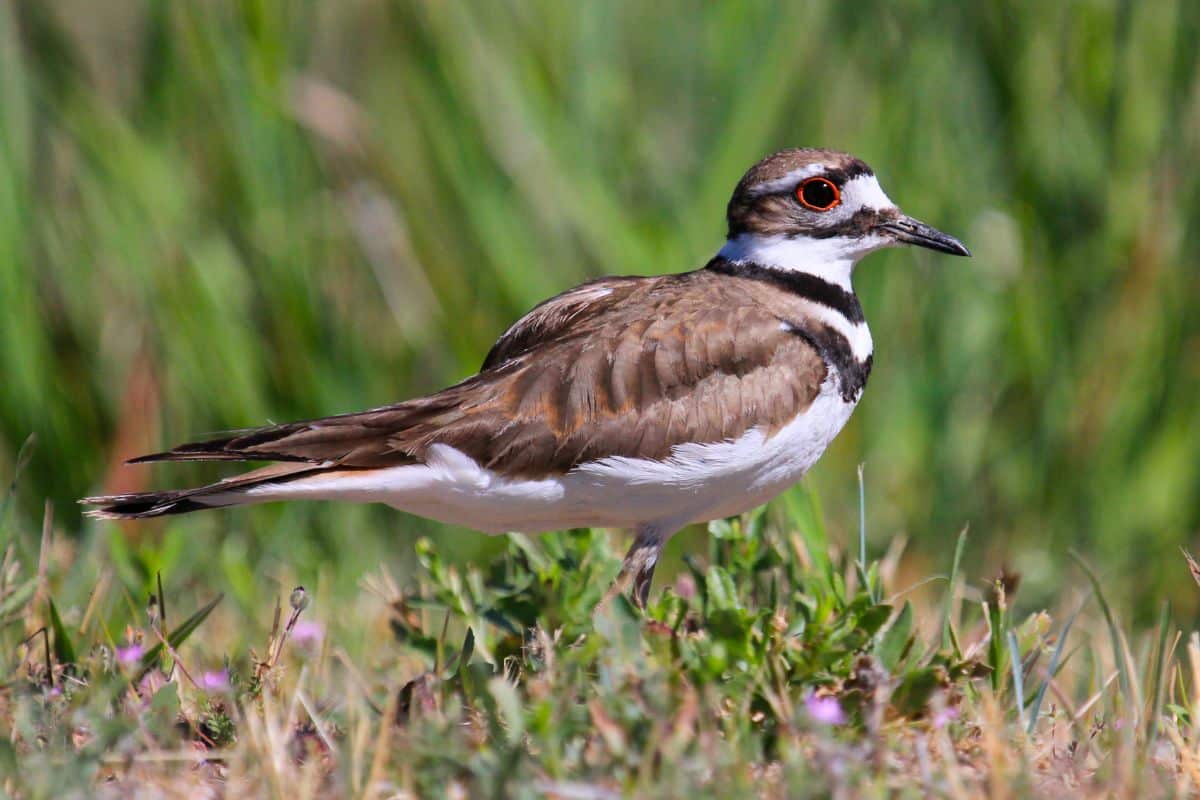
[{"xmin": 83, "ymin": 149, "xmax": 968, "ymax": 607}]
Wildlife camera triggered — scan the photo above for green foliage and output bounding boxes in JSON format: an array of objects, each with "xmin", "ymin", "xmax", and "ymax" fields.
[{"xmin": 199, "ymin": 699, "xmax": 238, "ymax": 748}]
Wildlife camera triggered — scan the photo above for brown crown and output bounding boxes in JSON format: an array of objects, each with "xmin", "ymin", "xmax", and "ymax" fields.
[{"xmin": 726, "ymin": 148, "xmax": 874, "ymax": 238}]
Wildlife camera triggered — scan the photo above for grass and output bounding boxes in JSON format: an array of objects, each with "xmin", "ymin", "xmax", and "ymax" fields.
[
  {"xmin": 2, "ymin": 1, "xmax": 1200, "ymax": 795},
  {"xmin": 3, "ymin": 489, "xmax": 1200, "ymax": 796}
]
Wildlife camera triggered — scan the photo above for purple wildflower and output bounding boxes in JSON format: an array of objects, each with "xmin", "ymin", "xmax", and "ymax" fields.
[
  {"xmin": 805, "ymin": 692, "xmax": 847, "ymax": 725},
  {"xmin": 199, "ymin": 669, "xmax": 230, "ymax": 693},
  {"xmin": 291, "ymin": 620, "xmax": 325, "ymax": 646},
  {"xmin": 116, "ymin": 644, "xmax": 144, "ymax": 666},
  {"xmin": 932, "ymin": 706, "xmax": 959, "ymax": 729}
]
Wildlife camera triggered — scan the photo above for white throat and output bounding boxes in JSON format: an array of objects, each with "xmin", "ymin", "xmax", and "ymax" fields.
[{"xmin": 717, "ymin": 234, "xmax": 866, "ymax": 290}]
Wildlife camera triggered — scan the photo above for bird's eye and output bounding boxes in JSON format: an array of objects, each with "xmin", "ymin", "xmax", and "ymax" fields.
[{"xmin": 796, "ymin": 177, "xmax": 840, "ymax": 211}]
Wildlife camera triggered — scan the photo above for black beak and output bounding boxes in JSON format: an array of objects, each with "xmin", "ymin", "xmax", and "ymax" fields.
[{"xmin": 878, "ymin": 214, "xmax": 971, "ymax": 257}]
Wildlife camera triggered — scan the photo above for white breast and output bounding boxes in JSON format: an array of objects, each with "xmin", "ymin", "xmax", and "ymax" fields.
[
  {"xmin": 567, "ymin": 373, "xmax": 858, "ymax": 525},
  {"xmin": 236, "ymin": 374, "xmax": 859, "ymax": 535}
]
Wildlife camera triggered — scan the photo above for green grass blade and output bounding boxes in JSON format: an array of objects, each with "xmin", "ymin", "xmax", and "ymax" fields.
[
  {"xmin": 1007, "ymin": 630, "xmax": 1026, "ymax": 731},
  {"xmin": 856, "ymin": 463, "xmax": 876, "ymax": 604},
  {"xmin": 1070, "ymin": 551, "xmax": 1136, "ymax": 726},
  {"xmin": 941, "ymin": 526, "xmax": 968, "ymax": 654},
  {"xmin": 876, "ymin": 601, "xmax": 914, "ymax": 671},
  {"xmin": 857, "ymin": 463, "xmax": 866, "ymax": 568},
  {"xmin": 156, "ymin": 572, "xmax": 167, "ymax": 628},
  {"xmin": 780, "ymin": 484, "xmax": 830, "ymax": 579},
  {"xmin": 0, "ymin": 433, "xmax": 35, "ymax": 528},
  {"xmin": 47, "ymin": 597, "xmax": 76, "ymax": 667},
  {"xmin": 1027, "ymin": 596, "xmax": 1086, "ymax": 734},
  {"xmin": 1145, "ymin": 599, "xmax": 1172, "ymax": 744}
]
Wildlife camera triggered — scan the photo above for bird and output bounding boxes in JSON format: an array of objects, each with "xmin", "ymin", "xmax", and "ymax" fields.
[{"xmin": 82, "ymin": 148, "xmax": 969, "ymax": 608}]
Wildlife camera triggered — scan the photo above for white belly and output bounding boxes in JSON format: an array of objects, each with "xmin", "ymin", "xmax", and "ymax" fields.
[{"xmin": 243, "ymin": 375, "xmax": 858, "ymax": 534}]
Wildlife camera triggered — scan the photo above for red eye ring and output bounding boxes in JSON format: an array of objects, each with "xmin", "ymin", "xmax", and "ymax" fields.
[{"xmin": 796, "ymin": 177, "xmax": 841, "ymax": 211}]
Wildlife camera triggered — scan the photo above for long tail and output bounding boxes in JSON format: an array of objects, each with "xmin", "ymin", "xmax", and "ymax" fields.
[
  {"xmin": 81, "ymin": 462, "xmax": 327, "ymax": 520},
  {"xmin": 80, "ymin": 400, "xmax": 434, "ymax": 520}
]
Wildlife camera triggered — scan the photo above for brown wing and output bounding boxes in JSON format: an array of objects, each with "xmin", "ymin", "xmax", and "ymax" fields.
[
  {"xmin": 133, "ymin": 271, "xmax": 829, "ymax": 478},
  {"xmin": 481, "ymin": 276, "xmax": 646, "ymax": 370}
]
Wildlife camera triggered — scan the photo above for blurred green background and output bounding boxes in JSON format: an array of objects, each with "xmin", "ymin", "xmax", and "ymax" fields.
[{"xmin": 1, "ymin": 1, "xmax": 1197, "ymax": 621}]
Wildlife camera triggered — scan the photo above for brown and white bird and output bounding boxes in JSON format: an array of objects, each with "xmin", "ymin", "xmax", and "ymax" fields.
[{"xmin": 83, "ymin": 149, "xmax": 968, "ymax": 606}]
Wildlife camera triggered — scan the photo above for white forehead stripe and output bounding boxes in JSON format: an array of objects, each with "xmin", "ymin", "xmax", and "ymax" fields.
[{"xmin": 843, "ymin": 174, "xmax": 894, "ymax": 211}]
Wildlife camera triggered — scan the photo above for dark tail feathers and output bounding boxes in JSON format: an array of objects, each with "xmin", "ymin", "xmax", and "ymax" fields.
[
  {"xmin": 81, "ymin": 464, "xmax": 323, "ymax": 520},
  {"xmin": 81, "ymin": 486, "xmax": 241, "ymax": 520}
]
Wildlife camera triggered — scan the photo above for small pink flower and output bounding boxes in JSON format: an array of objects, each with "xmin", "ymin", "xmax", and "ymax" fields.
[
  {"xmin": 116, "ymin": 644, "xmax": 144, "ymax": 666},
  {"xmin": 199, "ymin": 669, "xmax": 230, "ymax": 693},
  {"xmin": 291, "ymin": 620, "xmax": 325, "ymax": 646},
  {"xmin": 932, "ymin": 706, "xmax": 959, "ymax": 729},
  {"xmin": 47, "ymin": 686, "xmax": 63, "ymax": 698},
  {"xmin": 805, "ymin": 692, "xmax": 846, "ymax": 725},
  {"xmin": 675, "ymin": 574, "xmax": 697, "ymax": 601}
]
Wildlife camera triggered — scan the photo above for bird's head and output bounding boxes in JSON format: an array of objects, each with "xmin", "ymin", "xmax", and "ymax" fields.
[{"xmin": 721, "ymin": 149, "xmax": 969, "ymax": 284}]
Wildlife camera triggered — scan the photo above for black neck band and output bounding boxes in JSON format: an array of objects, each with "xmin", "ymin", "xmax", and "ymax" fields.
[{"xmin": 706, "ymin": 256, "xmax": 865, "ymax": 324}]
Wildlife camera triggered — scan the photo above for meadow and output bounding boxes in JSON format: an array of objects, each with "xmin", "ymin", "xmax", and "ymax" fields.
[{"xmin": 1, "ymin": 0, "xmax": 1199, "ymax": 795}]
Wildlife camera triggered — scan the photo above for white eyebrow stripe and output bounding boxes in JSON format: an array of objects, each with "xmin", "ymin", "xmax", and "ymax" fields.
[{"xmin": 745, "ymin": 165, "xmax": 829, "ymax": 196}]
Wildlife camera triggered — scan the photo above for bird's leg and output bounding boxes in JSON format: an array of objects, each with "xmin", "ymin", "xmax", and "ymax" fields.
[
  {"xmin": 628, "ymin": 538, "xmax": 660, "ymax": 609},
  {"xmin": 599, "ymin": 525, "xmax": 665, "ymax": 611}
]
